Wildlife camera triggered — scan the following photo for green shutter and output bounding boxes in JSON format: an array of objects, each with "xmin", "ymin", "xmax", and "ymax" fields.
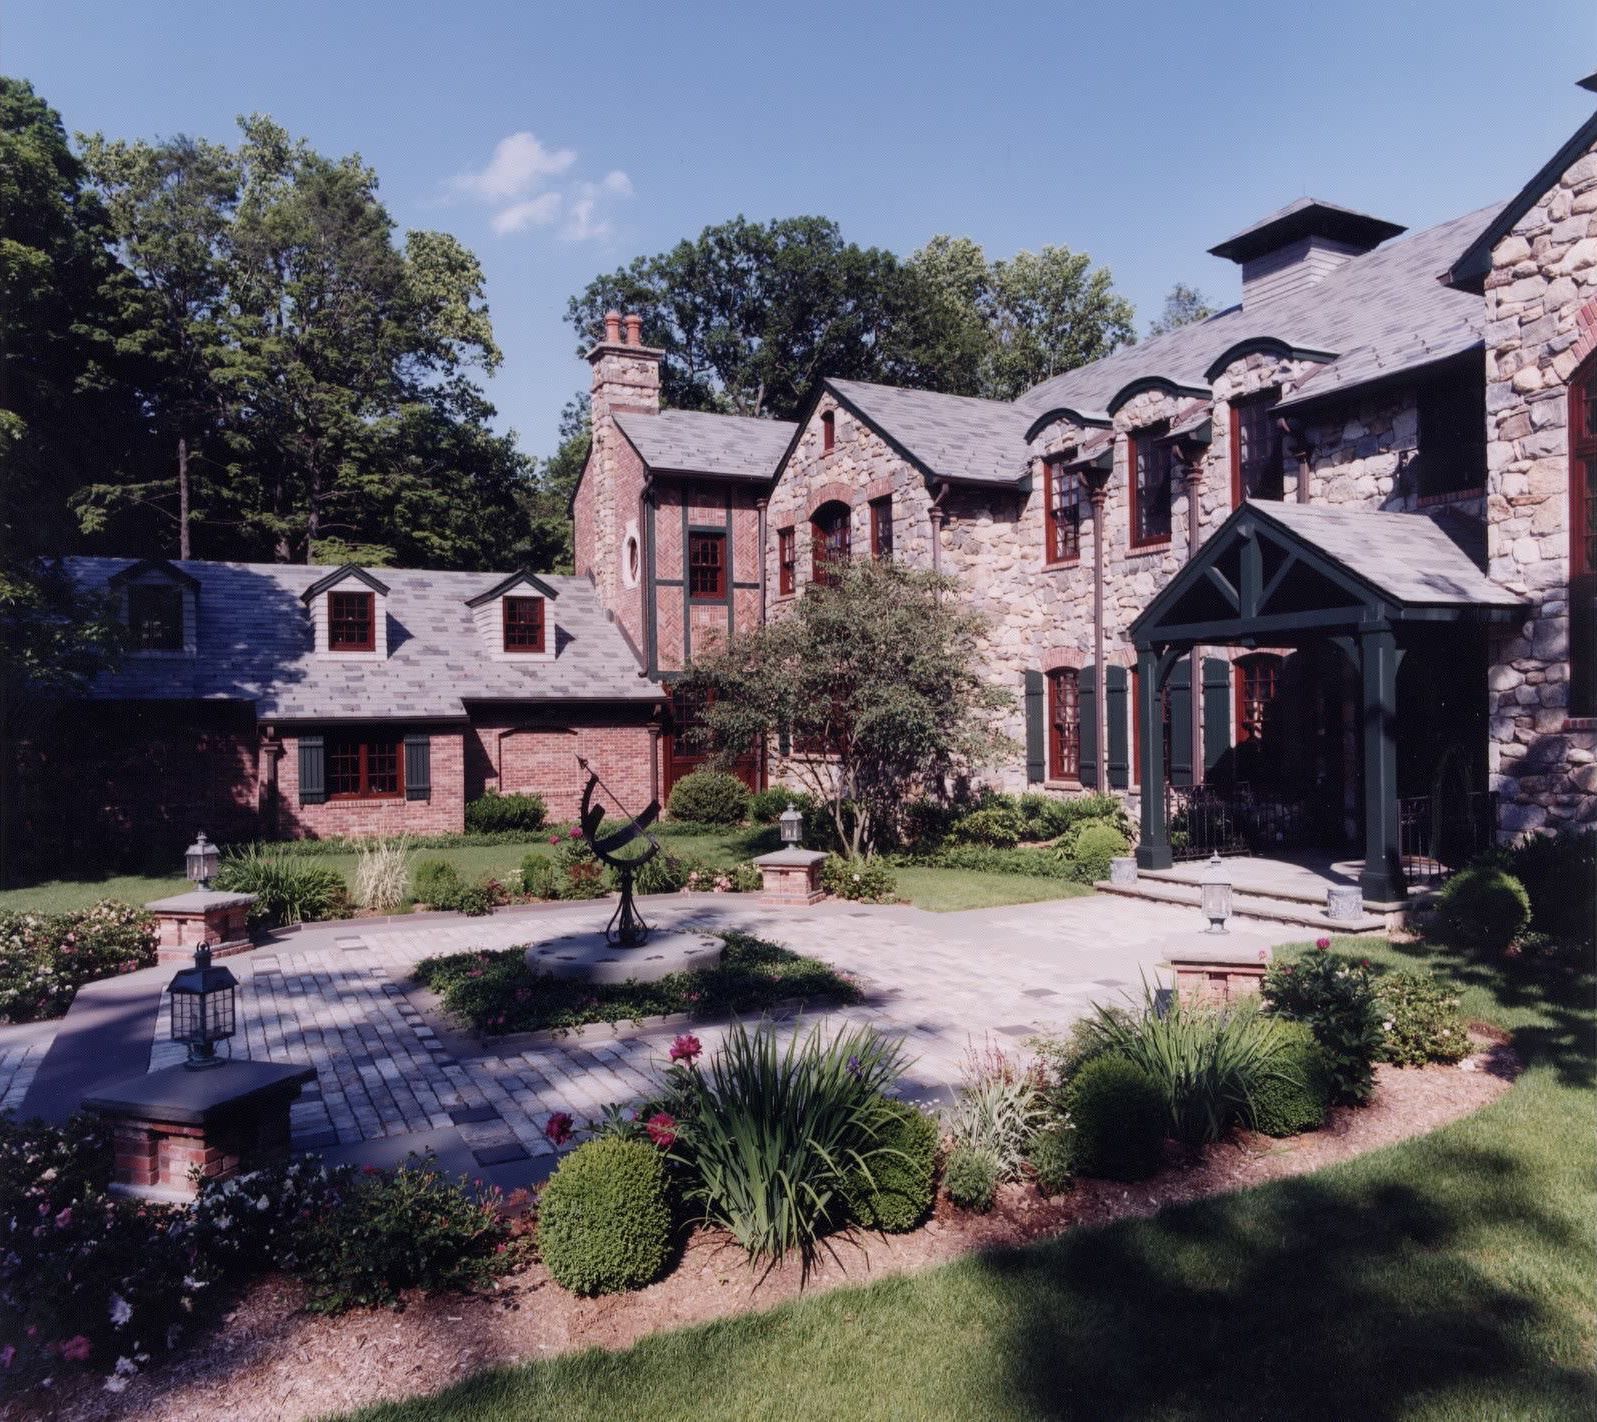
[
  {"xmin": 1203, "ymin": 656, "xmax": 1232, "ymax": 775},
  {"xmin": 1024, "ymin": 670, "xmax": 1046, "ymax": 783},
  {"xmin": 1077, "ymin": 666, "xmax": 1098, "ymax": 788},
  {"xmin": 298, "ymin": 734, "xmax": 326, "ymax": 805},
  {"xmin": 404, "ymin": 732, "xmax": 431, "ymax": 801},
  {"xmin": 1106, "ymin": 665, "xmax": 1129, "ymax": 790},
  {"xmin": 1169, "ymin": 656, "xmax": 1193, "ymax": 788}
]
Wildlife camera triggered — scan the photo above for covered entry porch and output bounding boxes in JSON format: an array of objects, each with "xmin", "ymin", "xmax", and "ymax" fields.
[{"xmin": 1126, "ymin": 501, "xmax": 1525, "ymax": 904}]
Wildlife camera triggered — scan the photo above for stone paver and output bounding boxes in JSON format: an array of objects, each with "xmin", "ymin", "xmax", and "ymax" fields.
[{"xmin": 139, "ymin": 893, "xmax": 1281, "ymax": 1164}]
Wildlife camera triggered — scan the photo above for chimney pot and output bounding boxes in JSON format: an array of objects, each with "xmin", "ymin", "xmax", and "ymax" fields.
[
  {"xmin": 604, "ymin": 310, "xmax": 623, "ymax": 343},
  {"xmin": 623, "ymin": 314, "xmax": 643, "ymax": 346}
]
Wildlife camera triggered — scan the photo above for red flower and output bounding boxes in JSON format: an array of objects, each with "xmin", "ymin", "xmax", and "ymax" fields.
[
  {"xmin": 668, "ymin": 1033, "xmax": 702, "ymax": 1065},
  {"xmin": 1315, "ymin": 936, "xmax": 1331, "ymax": 951},
  {"xmin": 548, "ymin": 834, "xmax": 561, "ymax": 846},
  {"xmin": 361, "ymin": 1164, "xmax": 381, "ymax": 1176},
  {"xmin": 544, "ymin": 1111, "xmax": 575, "ymax": 1147},
  {"xmin": 569, "ymin": 827, "xmax": 583, "ymax": 840},
  {"xmin": 645, "ymin": 1112, "xmax": 677, "ymax": 1149},
  {"xmin": 58, "ymin": 1335, "xmax": 92, "ymax": 1363}
]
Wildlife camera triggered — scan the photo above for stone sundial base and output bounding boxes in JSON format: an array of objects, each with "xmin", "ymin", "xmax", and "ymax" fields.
[{"xmin": 524, "ymin": 929, "xmax": 724, "ymax": 985}]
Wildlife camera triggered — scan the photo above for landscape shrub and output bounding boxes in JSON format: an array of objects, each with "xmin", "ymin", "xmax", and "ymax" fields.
[
  {"xmin": 1431, "ymin": 865, "xmax": 1532, "ymax": 955},
  {"xmin": 190, "ymin": 1155, "xmax": 351, "ymax": 1279},
  {"xmin": 677, "ymin": 1019, "xmax": 909, "ymax": 1267},
  {"xmin": 353, "ymin": 837, "xmax": 412, "ymax": 912},
  {"xmin": 948, "ymin": 803, "xmax": 1025, "ymax": 849},
  {"xmin": 1501, "ymin": 827, "xmax": 1596, "ymax": 958},
  {"xmin": 945, "ymin": 1042, "xmax": 1049, "ymax": 1180},
  {"xmin": 1244, "ymin": 1021, "xmax": 1332, "ymax": 1137},
  {"xmin": 1262, "ymin": 947, "xmax": 1385, "ymax": 1105},
  {"xmin": 1377, "ymin": 969, "xmax": 1470, "ymax": 1066},
  {"xmin": 727, "ymin": 861, "xmax": 765, "ymax": 893},
  {"xmin": 942, "ymin": 1144, "xmax": 999, "ymax": 1212},
  {"xmin": 1065, "ymin": 1054, "xmax": 1166, "ymax": 1180},
  {"xmin": 537, "ymin": 1138, "xmax": 673, "ymax": 1296},
  {"xmin": 1026, "ymin": 1121, "xmax": 1076, "ymax": 1196},
  {"xmin": 621, "ymin": 849, "xmax": 697, "ymax": 895},
  {"xmin": 1029, "ymin": 1014, "xmax": 1125, "ymax": 1114},
  {"xmin": 821, "ymin": 854, "xmax": 898, "ymax": 902},
  {"xmin": 554, "ymin": 837, "xmax": 609, "ymax": 899},
  {"xmin": 891, "ymin": 843, "xmax": 1078, "ymax": 880},
  {"xmin": 464, "ymin": 789, "xmax": 547, "ymax": 834},
  {"xmin": 216, "ymin": 846, "xmax": 348, "ymax": 926},
  {"xmin": 902, "ymin": 795, "xmax": 961, "ymax": 847},
  {"xmin": 0, "ymin": 901, "xmax": 157, "ymax": 1023},
  {"xmin": 521, "ymin": 853, "xmax": 560, "ymax": 899},
  {"xmin": 1064, "ymin": 822, "xmax": 1131, "ymax": 884},
  {"xmin": 749, "ymin": 786, "xmax": 816, "ymax": 824},
  {"xmin": 666, "ymin": 770, "xmax": 750, "ymax": 825},
  {"xmin": 412, "ymin": 857, "xmax": 467, "ymax": 909},
  {"xmin": 452, "ymin": 876, "xmax": 500, "ymax": 917},
  {"xmin": 842, "ymin": 1099, "xmax": 939, "ymax": 1233}
]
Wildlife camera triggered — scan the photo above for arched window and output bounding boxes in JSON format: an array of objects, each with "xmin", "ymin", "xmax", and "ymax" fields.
[
  {"xmin": 811, "ymin": 501, "xmax": 851, "ymax": 586},
  {"xmin": 1046, "ymin": 667, "xmax": 1080, "ymax": 780},
  {"xmin": 1571, "ymin": 352, "xmax": 1597, "ymax": 717}
]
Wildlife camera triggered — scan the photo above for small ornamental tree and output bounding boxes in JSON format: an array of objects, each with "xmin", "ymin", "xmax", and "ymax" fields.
[{"xmin": 680, "ymin": 560, "xmax": 1014, "ymax": 857}]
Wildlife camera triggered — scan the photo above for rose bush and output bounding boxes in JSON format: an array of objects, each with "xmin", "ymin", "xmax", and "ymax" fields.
[{"xmin": 0, "ymin": 901, "xmax": 156, "ymax": 1023}]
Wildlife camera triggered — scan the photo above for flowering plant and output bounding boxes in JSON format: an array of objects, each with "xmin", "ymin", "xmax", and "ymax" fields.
[
  {"xmin": 0, "ymin": 901, "xmax": 156, "ymax": 1023},
  {"xmin": 669, "ymin": 1033, "xmax": 702, "ymax": 1065}
]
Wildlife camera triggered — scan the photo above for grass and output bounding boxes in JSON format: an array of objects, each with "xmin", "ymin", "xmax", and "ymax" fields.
[
  {"xmin": 414, "ymin": 932, "xmax": 860, "ymax": 1036},
  {"xmin": 338, "ymin": 933, "xmax": 1595, "ymax": 1422},
  {"xmin": 893, "ymin": 866, "xmax": 1093, "ymax": 912}
]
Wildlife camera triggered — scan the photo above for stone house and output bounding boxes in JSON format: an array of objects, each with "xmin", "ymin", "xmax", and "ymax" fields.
[{"xmin": 572, "ymin": 82, "xmax": 1597, "ymax": 900}]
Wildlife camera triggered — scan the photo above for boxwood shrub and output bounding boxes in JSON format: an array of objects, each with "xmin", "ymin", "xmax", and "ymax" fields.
[
  {"xmin": 464, "ymin": 789, "xmax": 547, "ymax": 834},
  {"xmin": 1063, "ymin": 822, "xmax": 1130, "ymax": 884},
  {"xmin": 1246, "ymin": 1021, "xmax": 1332, "ymax": 1137},
  {"xmin": 537, "ymin": 1137, "xmax": 673, "ymax": 1295},
  {"xmin": 666, "ymin": 770, "xmax": 750, "ymax": 825},
  {"xmin": 1065, "ymin": 1054, "xmax": 1165, "ymax": 1181},
  {"xmin": 1431, "ymin": 865, "xmax": 1531, "ymax": 954},
  {"xmin": 843, "ymin": 1099, "xmax": 939, "ymax": 1233}
]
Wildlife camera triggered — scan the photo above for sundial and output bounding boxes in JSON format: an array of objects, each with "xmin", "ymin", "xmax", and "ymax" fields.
[{"xmin": 576, "ymin": 755, "xmax": 662, "ymax": 948}]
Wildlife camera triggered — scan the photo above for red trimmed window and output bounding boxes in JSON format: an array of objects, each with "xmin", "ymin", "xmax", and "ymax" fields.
[
  {"xmin": 687, "ymin": 531, "xmax": 726, "ymax": 599},
  {"xmin": 1130, "ymin": 426, "xmax": 1173, "ymax": 548},
  {"xmin": 812, "ymin": 503, "xmax": 851, "ymax": 585},
  {"xmin": 778, "ymin": 527, "xmax": 796, "ymax": 596},
  {"xmin": 822, "ymin": 410, "xmax": 835, "ymax": 452},
  {"xmin": 1231, "ymin": 391, "xmax": 1284, "ymax": 506},
  {"xmin": 503, "ymin": 596, "xmax": 545, "ymax": 652},
  {"xmin": 127, "ymin": 583, "xmax": 183, "ymax": 650},
  {"xmin": 328, "ymin": 591, "xmax": 375, "ymax": 651},
  {"xmin": 1045, "ymin": 461, "xmax": 1082, "ymax": 563},
  {"xmin": 1571, "ymin": 353, "xmax": 1597, "ymax": 716},
  {"xmin": 327, "ymin": 735, "xmax": 402, "ymax": 799},
  {"xmin": 869, "ymin": 497, "xmax": 894, "ymax": 560},
  {"xmin": 1047, "ymin": 668, "xmax": 1080, "ymax": 781}
]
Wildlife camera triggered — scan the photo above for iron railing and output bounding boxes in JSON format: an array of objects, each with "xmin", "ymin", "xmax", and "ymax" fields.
[
  {"xmin": 1167, "ymin": 785, "xmax": 1308, "ymax": 862},
  {"xmin": 1399, "ymin": 791, "xmax": 1498, "ymax": 886}
]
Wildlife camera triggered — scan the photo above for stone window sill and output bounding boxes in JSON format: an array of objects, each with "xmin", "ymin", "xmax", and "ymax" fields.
[
  {"xmin": 1043, "ymin": 778, "xmax": 1082, "ymax": 791},
  {"xmin": 1043, "ymin": 558, "xmax": 1081, "ymax": 573},
  {"xmin": 1563, "ymin": 717, "xmax": 1597, "ymax": 733},
  {"xmin": 1416, "ymin": 487, "xmax": 1486, "ymax": 508},
  {"xmin": 1126, "ymin": 540, "xmax": 1172, "ymax": 557}
]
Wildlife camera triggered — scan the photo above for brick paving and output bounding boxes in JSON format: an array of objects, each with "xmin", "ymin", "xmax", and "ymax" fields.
[{"xmin": 142, "ymin": 893, "xmax": 1282, "ymax": 1172}]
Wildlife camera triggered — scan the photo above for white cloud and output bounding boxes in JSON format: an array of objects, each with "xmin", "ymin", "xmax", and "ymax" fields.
[{"xmin": 450, "ymin": 133, "xmax": 631, "ymax": 242}]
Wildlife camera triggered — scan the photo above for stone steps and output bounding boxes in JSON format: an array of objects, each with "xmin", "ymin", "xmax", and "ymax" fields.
[{"xmin": 1094, "ymin": 878, "xmax": 1388, "ymax": 934}]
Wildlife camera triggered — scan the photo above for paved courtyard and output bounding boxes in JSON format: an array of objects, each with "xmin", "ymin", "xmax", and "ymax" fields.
[{"xmin": 7, "ymin": 891, "xmax": 1283, "ymax": 1182}]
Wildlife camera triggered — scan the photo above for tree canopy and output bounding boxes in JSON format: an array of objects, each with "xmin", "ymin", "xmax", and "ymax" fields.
[
  {"xmin": 679, "ymin": 560, "xmax": 1015, "ymax": 856},
  {"xmin": 1147, "ymin": 282, "xmax": 1216, "ymax": 337}
]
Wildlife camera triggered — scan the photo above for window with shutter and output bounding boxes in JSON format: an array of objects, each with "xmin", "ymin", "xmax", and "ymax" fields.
[
  {"xmin": 1047, "ymin": 668, "xmax": 1080, "ymax": 780},
  {"xmin": 1077, "ymin": 666, "xmax": 1098, "ymax": 788},
  {"xmin": 1105, "ymin": 665, "xmax": 1129, "ymax": 789}
]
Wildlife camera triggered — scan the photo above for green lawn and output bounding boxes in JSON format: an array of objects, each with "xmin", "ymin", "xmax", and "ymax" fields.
[
  {"xmin": 338, "ymin": 935, "xmax": 1595, "ymax": 1422},
  {"xmin": 893, "ymin": 866, "xmax": 1092, "ymax": 912}
]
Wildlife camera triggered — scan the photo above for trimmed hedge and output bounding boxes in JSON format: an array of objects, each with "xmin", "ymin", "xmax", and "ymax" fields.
[
  {"xmin": 464, "ymin": 790, "xmax": 547, "ymax": 834},
  {"xmin": 1432, "ymin": 865, "xmax": 1531, "ymax": 954},
  {"xmin": 1247, "ymin": 1022, "xmax": 1332, "ymax": 1138},
  {"xmin": 844, "ymin": 1100, "xmax": 939, "ymax": 1233},
  {"xmin": 666, "ymin": 770, "xmax": 750, "ymax": 825},
  {"xmin": 1063, "ymin": 822, "xmax": 1130, "ymax": 884},
  {"xmin": 537, "ymin": 1138, "xmax": 673, "ymax": 1296},
  {"xmin": 1066, "ymin": 1055, "xmax": 1165, "ymax": 1181},
  {"xmin": 821, "ymin": 855, "xmax": 898, "ymax": 902}
]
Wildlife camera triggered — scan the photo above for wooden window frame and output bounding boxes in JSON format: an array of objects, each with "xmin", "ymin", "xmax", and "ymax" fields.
[
  {"xmin": 1044, "ymin": 460, "xmax": 1082, "ymax": 565},
  {"xmin": 126, "ymin": 583, "xmax": 184, "ymax": 651},
  {"xmin": 1230, "ymin": 389, "xmax": 1284, "ymax": 507},
  {"xmin": 1129, "ymin": 425, "xmax": 1173, "ymax": 549},
  {"xmin": 687, "ymin": 530, "xmax": 727, "ymax": 601},
  {"xmin": 811, "ymin": 503, "xmax": 851, "ymax": 586},
  {"xmin": 777, "ymin": 527, "xmax": 796, "ymax": 596},
  {"xmin": 502, "ymin": 595, "xmax": 546, "ymax": 653},
  {"xmin": 326, "ymin": 733, "xmax": 403, "ymax": 800},
  {"xmin": 1046, "ymin": 667, "xmax": 1080, "ymax": 781},
  {"xmin": 822, "ymin": 410, "xmax": 835, "ymax": 453},
  {"xmin": 327, "ymin": 590, "xmax": 375, "ymax": 652},
  {"xmin": 1571, "ymin": 352, "xmax": 1597, "ymax": 717},
  {"xmin": 869, "ymin": 496, "xmax": 894, "ymax": 560},
  {"xmin": 1234, "ymin": 652, "xmax": 1283, "ymax": 749}
]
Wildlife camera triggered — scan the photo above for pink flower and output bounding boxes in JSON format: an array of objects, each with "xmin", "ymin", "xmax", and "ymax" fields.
[
  {"xmin": 544, "ymin": 1111, "xmax": 574, "ymax": 1147},
  {"xmin": 1315, "ymin": 936, "xmax": 1331, "ymax": 951},
  {"xmin": 668, "ymin": 1033, "xmax": 702, "ymax": 1065},
  {"xmin": 362, "ymin": 1164, "xmax": 381, "ymax": 1176},
  {"xmin": 645, "ymin": 1112, "xmax": 677, "ymax": 1149},
  {"xmin": 0, "ymin": 1344, "xmax": 14, "ymax": 1368},
  {"xmin": 59, "ymin": 1335, "xmax": 92, "ymax": 1362},
  {"xmin": 569, "ymin": 828, "xmax": 582, "ymax": 840},
  {"xmin": 53, "ymin": 1206, "xmax": 72, "ymax": 1229},
  {"xmin": 549, "ymin": 834, "xmax": 561, "ymax": 846}
]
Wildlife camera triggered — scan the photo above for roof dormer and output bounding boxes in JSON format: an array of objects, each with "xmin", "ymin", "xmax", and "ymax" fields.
[
  {"xmin": 109, "ymin": 558, "xmax": 199, "ymax": 657},
  {"xmin": 1209, "ymin": 198, "xmax": 1405, "ymax": 309},
  {"xmin": 301, "ymin": 565, "xmax": 390, "ymax": 658},
  {"xmin": 465, "ymin": 571, "xmax": 561, "ymax": 662}
]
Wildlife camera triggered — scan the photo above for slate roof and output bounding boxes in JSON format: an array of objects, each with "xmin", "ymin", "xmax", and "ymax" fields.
[
  {"xmin": 65, "ymin": 557, "xmax": 660, "ymax": 721},
  {"xmin": 827, "ymin": 378, "xmax": 1034, "ymax": 486},
  {"xmin": 1017, "ymin": 202, "xmax": 1503, "ymax": 424},
  {"xmin": 1248, "ymin": 502, "xmax": 1523, "ymax": 609},
  {"xmin": 613, "ymin": 408, "xmax": 796, "ymax": 480}
]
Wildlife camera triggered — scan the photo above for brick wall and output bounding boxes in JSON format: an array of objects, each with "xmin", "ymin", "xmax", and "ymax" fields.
[
  {"xmin": 274, "ymin": 728, "xmax": 466, "ymax": 838},
  {"xmin": 466, "ymin": 709, "xmax": 660, "ymax": 821}
]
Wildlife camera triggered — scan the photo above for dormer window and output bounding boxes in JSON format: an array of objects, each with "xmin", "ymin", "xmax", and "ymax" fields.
[
  {"xmin": 128, "ymin": 584, "xmax": 184, "ymax": 651},
  {"xmin": 1130, "ymin": 425, "xmax": 1174, "ymax": 548},
  {"xmin": 328, "ymin": 591, "xmax": 375, "ymax": 651},
  {"xmin": 503, "ymin": 596, "xmax": 546, "ymax": 653},
  {"xmin": 1231, "ymin": 391, "xmax": 1284, "ymax": 505}
]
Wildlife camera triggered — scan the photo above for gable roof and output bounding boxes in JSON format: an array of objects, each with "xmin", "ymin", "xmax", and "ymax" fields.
[
  {"xmin": 464, "ymin": 570, "xmax": 561, "ymax": 607},
  {"xmin": 65, "ymin": 558, "xmax": 661, "ymax": 721},
  {"xmin": 826, "ymin": 378, "xmax": 1034, "ymax": 487},
  {"xmin": 300, "ymin": 564, "xmax": 390, "ymax": 603},
  {"xmin": 612, "ymin": 408, "xmax": 796, "ymax": 480},
  {"xmin": 106, "ymin": 557, "xmax": 200, "ymax": 591}
]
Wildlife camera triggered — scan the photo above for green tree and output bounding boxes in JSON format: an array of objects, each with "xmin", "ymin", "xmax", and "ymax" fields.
[
  {"xmin": 681, "ymin": 561, "xmax": 1014, "ymax": 857},
  {"xmin": 516, "ymin": 393, "xmax": 589, "ymax": 573},
  {"xmin": 1147, "ymin": 282, "xmax": 1215, "ymax": 337}
]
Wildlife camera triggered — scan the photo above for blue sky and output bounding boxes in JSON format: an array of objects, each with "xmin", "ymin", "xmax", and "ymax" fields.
[{"xmin": 8, "ymin": 1, "xmax": 1595, "ymax": 457}]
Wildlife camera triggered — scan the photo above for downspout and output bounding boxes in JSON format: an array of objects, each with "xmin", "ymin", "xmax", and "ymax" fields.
[{"xmin": 756, "ymin": 494, "xmax": 768, "ymax": 623}]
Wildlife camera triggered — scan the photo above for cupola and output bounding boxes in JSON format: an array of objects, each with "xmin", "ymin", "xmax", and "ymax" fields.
[{"xmin": 1209, "ymin": 198, "xmax": 1405, "ymax": 309}]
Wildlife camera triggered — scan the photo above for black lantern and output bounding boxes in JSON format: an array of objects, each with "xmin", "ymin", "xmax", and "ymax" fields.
[
  {"xmin": 168, "ymin": 944, "xmax": 237, "ymax": 1068},
  {"xmin": 185, "ymin": 831, "xmax": 220, "ymax": 891},
  {"xmin": 778, "ymin": 804, "xmax": 804, "ymax": 847}
]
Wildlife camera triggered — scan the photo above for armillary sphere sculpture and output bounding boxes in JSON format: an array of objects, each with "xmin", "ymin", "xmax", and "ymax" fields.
[{"xmin": 576, "ymin": 756, "xmax": 663, "ymax": 948}]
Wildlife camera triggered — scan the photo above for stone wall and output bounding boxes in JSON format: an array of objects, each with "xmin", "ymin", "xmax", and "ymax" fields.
[{"xmin": 1482, "ymin": 138, "xmax": 1597, "ymax": 833}]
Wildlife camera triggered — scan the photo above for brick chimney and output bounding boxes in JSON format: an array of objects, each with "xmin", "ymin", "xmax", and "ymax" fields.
[{"xmin": 588, "ymin": 309, "xmax": 661, "ymax": 418}]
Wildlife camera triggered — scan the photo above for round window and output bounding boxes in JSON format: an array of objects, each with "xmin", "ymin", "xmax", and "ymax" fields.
[{"xmin": 624, "ymin": 533, "xmax": 641, "ymax": 587}]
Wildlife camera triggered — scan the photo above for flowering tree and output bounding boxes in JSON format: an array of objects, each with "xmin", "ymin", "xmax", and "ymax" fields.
[{"xmin": 680, "ymin": 560, "xmax": 1014, "ymax": 857}]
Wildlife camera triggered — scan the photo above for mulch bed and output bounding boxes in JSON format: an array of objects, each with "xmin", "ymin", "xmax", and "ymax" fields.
[{"xmin": 16, "ymin": 1039, "xmax": 1519, "ymax": 1422}]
